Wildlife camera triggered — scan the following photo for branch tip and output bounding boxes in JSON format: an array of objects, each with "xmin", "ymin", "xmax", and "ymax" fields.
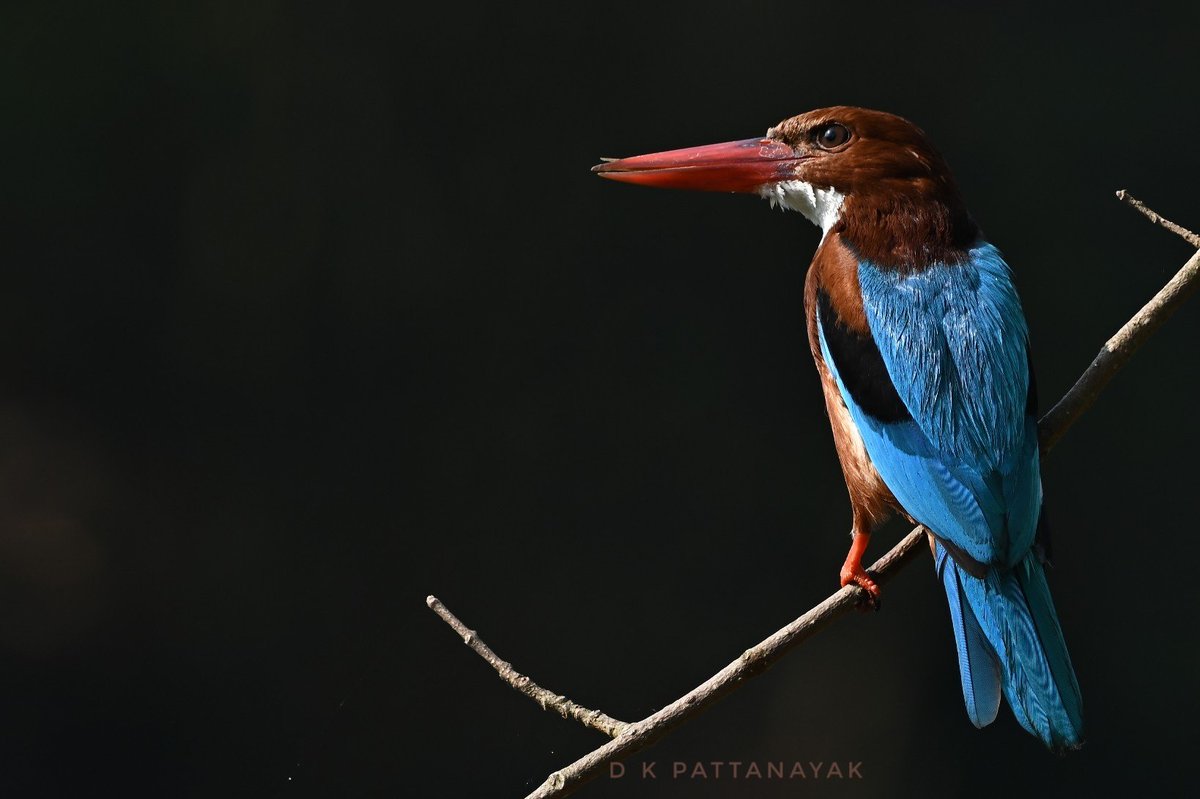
[{"xmin": 1116, "ymin": 190, "xmax": 1200, "ymax": 248}]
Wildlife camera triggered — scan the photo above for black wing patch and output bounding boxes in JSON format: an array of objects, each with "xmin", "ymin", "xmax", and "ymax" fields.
[{"xmin": 816, "ymin": 288, "xmax": 911, "ymax": 423}]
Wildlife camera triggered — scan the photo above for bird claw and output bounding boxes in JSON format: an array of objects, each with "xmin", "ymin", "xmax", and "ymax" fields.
[{"xmin": 841, "ymin": 567, "xmax": 882, "ymax": 612}]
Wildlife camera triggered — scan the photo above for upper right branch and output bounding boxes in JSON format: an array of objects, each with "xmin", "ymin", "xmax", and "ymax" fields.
[{"xmin": 1039, "ymin": 193, "xmax": 1200, "ymax": 451}]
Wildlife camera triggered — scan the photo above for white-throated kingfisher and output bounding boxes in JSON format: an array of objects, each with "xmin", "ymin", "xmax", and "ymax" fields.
[{"xmin": 593, "ymin": 106, "xmax": 1083, "ymax": 751}]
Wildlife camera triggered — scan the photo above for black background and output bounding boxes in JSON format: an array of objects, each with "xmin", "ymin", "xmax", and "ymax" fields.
[{"xmin": 4, "ymin": 2, "xmax": 1199, "ymax": 797}]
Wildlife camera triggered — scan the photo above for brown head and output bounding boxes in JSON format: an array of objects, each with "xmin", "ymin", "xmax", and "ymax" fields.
[{"xmin": 593, "ymin": 106, "xmax": 979, "ymax": 268}]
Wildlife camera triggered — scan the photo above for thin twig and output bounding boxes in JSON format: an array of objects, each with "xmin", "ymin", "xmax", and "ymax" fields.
[
  {"xmin": 1115, "ymin": 190, "xmax": 1200, "ymax": 248},
  {"xmin": 429, "ymin": 195, "xmax": 1199, "ymax": 799},
  {"xmin": 1040, "ymin": 196, "xmax": 1200, "ymax": 450},
  {"xmin": 425, "ymin": 596, "xmax": 629, "ymax": 738}
]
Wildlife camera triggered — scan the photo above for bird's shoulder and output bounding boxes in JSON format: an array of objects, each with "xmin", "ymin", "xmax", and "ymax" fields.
[
  {"xmin": 817, "ymin": 240, "xmax": 1033, "ymax": 466},
  {"xmin": 859, "ymin": 242, "xmax": 1032, "ymax": 464}
]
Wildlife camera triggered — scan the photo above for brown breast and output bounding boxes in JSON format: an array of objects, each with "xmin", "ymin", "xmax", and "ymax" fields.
[{"xmin": 803, "ymin": 232, "xmax": 897, "ymax": 531}]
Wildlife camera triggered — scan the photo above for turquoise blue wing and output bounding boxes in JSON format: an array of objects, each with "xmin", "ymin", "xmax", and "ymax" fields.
[{"xmin": 817, "ymin": 243, "xmax": 1040, "ymax": 567}]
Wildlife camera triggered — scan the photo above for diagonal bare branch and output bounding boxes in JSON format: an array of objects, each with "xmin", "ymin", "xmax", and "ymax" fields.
[
  {"xmin": 520, "ymin": 528, "xmax": 928, "ymax": 799},
  {"xmin": 429, "ymin": 193, "xmax": 1200, "ymax": 799}
]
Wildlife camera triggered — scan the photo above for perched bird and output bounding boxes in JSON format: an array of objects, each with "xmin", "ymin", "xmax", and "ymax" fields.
[{"xmin": 593, "ymin": 106, "xmax": 1083, "ymax": 751}]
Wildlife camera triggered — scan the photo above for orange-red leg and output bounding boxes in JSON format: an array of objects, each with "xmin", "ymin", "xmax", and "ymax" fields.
[{"xmin": 840, "ymin": 531, "xmax": 881, "ymax": 610}]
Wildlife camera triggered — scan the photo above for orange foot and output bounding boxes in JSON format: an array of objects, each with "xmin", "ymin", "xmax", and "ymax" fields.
[
  {"xmin": 840, "ymin": 564, "xmax": 882, "ymax": 611},
  {"xmin": 840, "ymin": 532, "xmax": 882, "ymax": 612}
]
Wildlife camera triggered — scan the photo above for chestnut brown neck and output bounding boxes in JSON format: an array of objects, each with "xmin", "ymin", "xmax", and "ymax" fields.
[{"xmin": 833, "ymin": 182, "xmax": 979, "ymax": 271}]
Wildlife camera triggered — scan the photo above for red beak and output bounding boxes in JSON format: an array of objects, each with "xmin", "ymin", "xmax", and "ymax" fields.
[{"xmin": 591, "ymin": 137, "xmax": 804, "ymax": 193}]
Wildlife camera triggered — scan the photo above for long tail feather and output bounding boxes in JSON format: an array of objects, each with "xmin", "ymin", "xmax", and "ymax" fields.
[
  {"xmin": 936, "ymin": 544, "xmax": 1002, "ymax": 728},
  {"xmin": 935, "ymin": 541, "xmax": 1084, "ymax": 751}
]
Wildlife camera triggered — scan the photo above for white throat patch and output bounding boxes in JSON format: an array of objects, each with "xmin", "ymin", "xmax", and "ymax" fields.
[{"xmin": 759, "ymin": 180, "xmax": 845, "ymax": 238}]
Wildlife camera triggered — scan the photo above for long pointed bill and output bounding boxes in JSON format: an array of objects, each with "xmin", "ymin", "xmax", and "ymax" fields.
[{"xmin": 592, "ymin": 137, "xmax": 803, "ymax": 193}]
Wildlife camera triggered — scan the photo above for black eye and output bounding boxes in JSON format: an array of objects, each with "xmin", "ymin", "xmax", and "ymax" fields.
[{"xmin": 815, "ymin": 123, "xmax": 850, "ymax": 149}]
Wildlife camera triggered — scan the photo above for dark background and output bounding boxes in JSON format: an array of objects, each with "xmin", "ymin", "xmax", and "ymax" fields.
[{"xmin": 3, "ymin": 2, "xmax": 1198, "ymax": 797}]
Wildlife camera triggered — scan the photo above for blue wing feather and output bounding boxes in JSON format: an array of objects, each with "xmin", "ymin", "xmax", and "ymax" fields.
[{"xmin": 819, "ymin": 242, "xmax": 1039, "ymax": 565}]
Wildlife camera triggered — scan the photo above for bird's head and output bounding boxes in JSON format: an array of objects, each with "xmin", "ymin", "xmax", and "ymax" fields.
[{"xmin": 593, "ymin": 106, "xmax": 977, "ymax": 265}]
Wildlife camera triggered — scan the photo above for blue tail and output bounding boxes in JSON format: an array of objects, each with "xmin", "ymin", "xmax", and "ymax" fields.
[{"xmin": 935, "ymin": 542, "xmax": 1084, "ymax": 751}]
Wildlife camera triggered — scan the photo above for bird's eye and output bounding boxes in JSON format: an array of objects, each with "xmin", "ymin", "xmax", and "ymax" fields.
[{"xmin": 814, "ymin": 123, "xmax": 850, "ymax": 149}]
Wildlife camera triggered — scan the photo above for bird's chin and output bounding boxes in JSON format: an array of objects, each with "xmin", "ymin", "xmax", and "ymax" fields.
[{"xmin": 760, "ymin": 180, "xmax": 845, "ymax": 235}]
